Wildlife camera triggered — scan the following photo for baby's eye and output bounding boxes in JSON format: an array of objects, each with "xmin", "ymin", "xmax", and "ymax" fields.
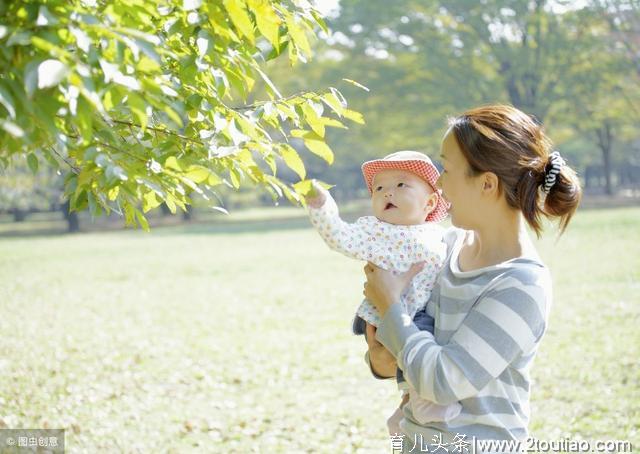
[
  {"xmin": 397, "ymin": 182, "xmax": 405, "ymax": 187},
  {"xmin": 375, "ymin": 186, "xmax": 383, "ymax": 191}
]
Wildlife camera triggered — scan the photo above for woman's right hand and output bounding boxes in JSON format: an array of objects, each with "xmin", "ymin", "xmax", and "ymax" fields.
[{"xmin": 366, "ymin": 322, "xmax": 397, "ymax": 378}]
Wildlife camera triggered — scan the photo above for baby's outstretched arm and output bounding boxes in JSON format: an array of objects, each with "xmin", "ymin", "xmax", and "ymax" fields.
[{"xmin": 305, "ymin": 180, "xmax": 375, "ymax": 262}]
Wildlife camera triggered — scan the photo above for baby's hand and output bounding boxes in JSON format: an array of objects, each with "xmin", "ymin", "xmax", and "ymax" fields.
[{"xmin": 305, "ymin": 179, "xmax": 327, "ymax": 209}]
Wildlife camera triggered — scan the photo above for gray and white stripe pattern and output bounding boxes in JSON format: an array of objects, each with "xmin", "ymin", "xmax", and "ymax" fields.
[
  {"xmin": 376, "ymin": 227, "xmax": 552, "ymax": 441},
  {"xmin": 542, "ymin": 151, "xmax": 565, "ymax": 193}
]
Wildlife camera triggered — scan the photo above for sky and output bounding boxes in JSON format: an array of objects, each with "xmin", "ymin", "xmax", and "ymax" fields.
[{"xmin": 312, "ymin": 0, "xmax": 340, "ymax": 17}]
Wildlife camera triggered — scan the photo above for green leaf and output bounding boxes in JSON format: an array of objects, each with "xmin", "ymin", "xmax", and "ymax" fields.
[
  {"xmin": 165, "ymin": 194, "xmax": 177, "ymax": 214},
  {"xmin": 291, "ymin": 130, "xmax": 334, "ymax": 164},
  {"xmin": 142, "ymin": 190, "xmax": 162, "ymax": 213},
  {"xmin": 123, "ymin": 202, "xmax": 135, "ymax": 226},
  {"xmin": 162, "ymin": 104, "xmax": 184, "ymax": 128},
  {"xmin": 304, "ymin": 138, "xmax": 333, "ymax": 165},
  {"xmin": 292, "ymin": 179, "xmax": 312, "ymax": 196},
  {"xmin": 247, "ymin": 0, "xmax": 280, "ymax": 49},
  {"xmin": 165, "ymin": 156, "xmax": 182, "ymax": 171},
  {"xmin": 341, "ymin": 78, "xmax": 370, "ymax": 92},
  {"xmin": 0, "ymin": 0, "xmax": 348, "ymax": 231},
  {"xmin": 319, "ymin": 117, "xmax": 347, "ymax": 129},
  {"xmin": 106, "ymin": 165, "xmax": 128, "ymax": 183},
  {"xmin": 322, "ymin": 91, "xmax": 345, "ymax": 116},
  {"xmin": 135, "ymin": 209, "xmax": 150, "ymax": 232},
  {"xmin": 127, "ymin": 93, "xmax": 148, "ymax": 131},
  {"xmin": 87, "ymin": 191, "xmax": 102, "ymax": 217},
  {"xmin": 284, "ymin": 11, "xmax": 312, "ymax": 57},
  {"xmin": 212, "ymin": 206, "xmax": 229, "ymax": 215},
  {"xmin": 310, "ymin": 9, "xmax": 329, "ymax": 34},
  {"xmin": 265, "ymin": 38, "xmax": 289, "ymax": 61},
  {"xmin": 301, "ymin": 102, "xmax": 325, "ymax": 137},
  {"xmin": 342, "ymin": 109, "xmax": 365, "ymax": 125},
  {"xmin": 0, "ymin": 84, "xmax": 16, "ymax": 119},
  {"xmin": 103, "ymin": 86, "xmax": 125, "ymax": 111},
  {"xmin": 223, "ymin": 0, "xmax": 255, "ymax": 45},
  {"xmin": 24, "ymin": 60, "xmax": 40, "ymax": 98},
  {"xmin": 280, "ymin": 144, "xmax": 306, "ymax": 180},
  {"xmin": 229, "ymin": 167, "xmax": 241, "ymax": 188},
  {"xmin": 107, "ymin": 186, "xmax": 120, "ymax": 201},
  {"xmin": 76, "ymin": 96, "xmax": 93, "ymax": 144},
  {"xmin": 137, "ymin": 55, "xmax": 161, "ymax": 72},
  {"xmin": 27, "ymin": 154, "xmax": 38, "ymax": 174},
  {"xmin": 208, "ymin": 173, "xmax": 223, "ymax": 186},
  {"xmin": 185, "ymin": 165, "xmax": 210, "ymax": 183},
  {"xmin": 7, "ymin": 31, "xmax": 32, "ymax": 47}
]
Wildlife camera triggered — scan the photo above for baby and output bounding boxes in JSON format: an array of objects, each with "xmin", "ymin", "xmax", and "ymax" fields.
[{"xmin": 304, "ymin": 150, "xmax": 462, "ymax": 435}]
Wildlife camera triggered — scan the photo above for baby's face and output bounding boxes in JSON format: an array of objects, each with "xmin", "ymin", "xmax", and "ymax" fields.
[{"xmin": 371, "ymin": 169, "xmax": 437, "ymax": 225}]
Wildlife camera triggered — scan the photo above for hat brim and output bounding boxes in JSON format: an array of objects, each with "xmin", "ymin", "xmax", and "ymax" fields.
[{"xmin": 361, "ymin": 159, "xmax": 450, "ymax": 223}]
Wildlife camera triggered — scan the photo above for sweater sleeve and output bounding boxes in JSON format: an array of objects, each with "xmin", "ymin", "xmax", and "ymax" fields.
[
  {"xmin": 307, "ymin": 192, "xmax": 376, "ymax": 262},
  {"xmin": 375, "ymin": 269, "xmax": 550, "ymax": 405}
]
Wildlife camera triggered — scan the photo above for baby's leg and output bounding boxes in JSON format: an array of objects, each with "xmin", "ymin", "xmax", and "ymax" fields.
[
  {"xmin": 408, "ymin": 388, "xmax": 462, "ymax": 424},
  {"xmin": 387, "ymin": 392, "xmax": 410, "ymax": 436}
]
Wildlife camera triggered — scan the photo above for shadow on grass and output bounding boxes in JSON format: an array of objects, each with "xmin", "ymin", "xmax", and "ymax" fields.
[
  {"xmin": 1, "ymin": 196, "xmax": 637, "ymax": 240},
  {"xmin": 151, "ymin": 216, "xmax": 318, "ymax": 236},
  {"xmin": 0, "ymin": 213, "xmax": 350, "ymax": 239}
]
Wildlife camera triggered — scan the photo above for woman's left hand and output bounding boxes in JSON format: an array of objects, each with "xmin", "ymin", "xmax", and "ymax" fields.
[{"xmin": 363, "ymin": 261, "xmax": 426, "ymax": 317}]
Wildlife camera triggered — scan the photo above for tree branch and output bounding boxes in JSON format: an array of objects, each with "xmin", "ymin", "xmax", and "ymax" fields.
[
  {"xmin": 109, "ymin": 119, "xmax": 205, "ymax": 146},
  {"xmin": 230, "ymin": 90, "xmax": 319, "ymax": 110},
  {"xmin": 50, "ymin": 147, "xmax": 80, "ymax": 175}
]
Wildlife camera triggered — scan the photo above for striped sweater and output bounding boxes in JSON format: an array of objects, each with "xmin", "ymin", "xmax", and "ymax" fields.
[{"xmin": 375, "ymin": 227, "xmax": 552, "ymax": 441}]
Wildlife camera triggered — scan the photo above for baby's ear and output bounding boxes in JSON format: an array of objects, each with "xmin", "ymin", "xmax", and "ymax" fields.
[{"xmin": 424, "ymin": 192, "xmax": 438, "ymax": 212}]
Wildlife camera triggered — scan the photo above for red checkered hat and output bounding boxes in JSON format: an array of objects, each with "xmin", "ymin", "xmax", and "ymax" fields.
[{"xmin": 361, "ymin": 150, "xmax": 450, "ymax": 222}]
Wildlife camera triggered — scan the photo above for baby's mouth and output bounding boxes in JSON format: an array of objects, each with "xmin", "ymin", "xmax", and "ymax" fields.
[{"xmin": 384, "ymin": 202, "xmax": 397, "ymax": 210}]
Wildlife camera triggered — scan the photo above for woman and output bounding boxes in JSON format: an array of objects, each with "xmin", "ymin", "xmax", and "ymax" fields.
[{"xmin": 362, "ymin": 105, "xmax": 582, "ymax": 450}]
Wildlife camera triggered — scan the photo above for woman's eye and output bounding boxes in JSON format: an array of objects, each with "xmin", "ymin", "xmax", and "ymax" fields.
[
  {"xmin": 376, "ymin": 186, "xmax": 382, "ymax": 191},
  {"xmin": 397, "ymin": 182, "xmax": 405, "ymax": 187}
]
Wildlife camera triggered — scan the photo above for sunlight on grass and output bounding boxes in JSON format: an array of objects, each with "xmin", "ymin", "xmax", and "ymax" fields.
[{"xmin": 0, "ymin": 207, "xmax": 638, "ymax": 452}]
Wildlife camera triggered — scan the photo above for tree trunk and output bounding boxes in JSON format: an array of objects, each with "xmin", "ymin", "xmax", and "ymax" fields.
[
  {"xmin": 182, "ymin": 205, "xmax": 193, "ymax": 222},
  {"xmin": 61, "ymin": 200, "xmax": 80, "ymax": 233},
  {"xmin": 160, "ymin": 202, "xmax": 172, "ymax": 216},
  {"xmin": 596, "ymin": 121, "xmax": 614, "ymax": 196},
  {"xmin": 12, "ymin": 208, "xmax": 27, "ymax": 222}
]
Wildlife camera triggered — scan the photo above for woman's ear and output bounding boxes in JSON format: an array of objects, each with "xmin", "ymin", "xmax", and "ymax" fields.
[{"xmin": 481, "ymin": 172, "xmax": 500, "ymax": 197}]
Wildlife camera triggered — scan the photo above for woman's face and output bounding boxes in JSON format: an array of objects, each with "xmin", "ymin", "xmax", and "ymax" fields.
[{"xmin": 437, "ymin": 130, "xmax": 484, "ymax": 230}]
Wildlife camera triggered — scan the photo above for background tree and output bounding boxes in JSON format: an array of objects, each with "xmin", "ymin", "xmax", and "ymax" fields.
[
  {"xmin": 0, "ymin": 0, "xmax": 360, "ymax": 230},
  {"xmin": 0, "ymin": 154, "xmax": 62, "ymax": 222},
  {"xmin": 270, "ymin": 0, "xmax": 639, "ymax": 197}
]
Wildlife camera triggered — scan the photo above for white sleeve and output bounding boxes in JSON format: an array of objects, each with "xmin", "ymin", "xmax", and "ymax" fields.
[{"xmin": 307, "ymin": 193, "xmax": 375, "ymax": 262}]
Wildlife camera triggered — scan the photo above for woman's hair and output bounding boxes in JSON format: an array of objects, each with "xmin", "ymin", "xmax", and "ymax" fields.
[{"xmin": 447, "ymin": 104, "xmax": 582, "ymax": 236}]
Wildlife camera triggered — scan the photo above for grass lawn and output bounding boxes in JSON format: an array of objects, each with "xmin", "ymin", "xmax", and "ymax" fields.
[{"xmin": 0, "ymin": 206, "xmax": 638, "ymax": 453}]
